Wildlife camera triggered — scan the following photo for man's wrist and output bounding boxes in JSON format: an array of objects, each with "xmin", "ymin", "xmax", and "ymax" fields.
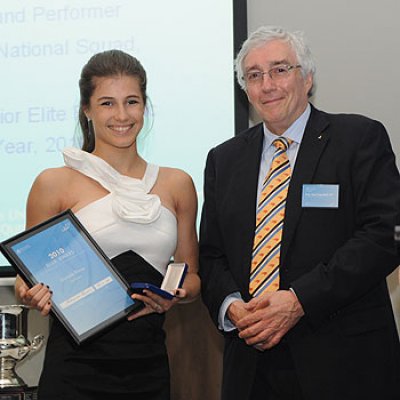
[
  {"xmin": 218, "ymin": 292, "xmax": 243, "ymax": 331},
  {"xmin": 289, "ymin": 287, "xmax": 305, "ymax": 317},
  {"xmin": 227, "ymin": 300, "xmax": 247, "ymax": 326}
]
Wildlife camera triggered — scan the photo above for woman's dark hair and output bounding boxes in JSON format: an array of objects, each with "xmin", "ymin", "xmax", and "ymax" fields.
[{"xmin": 79, "ymin": 49, "xmax": 147, "ymax": 152}]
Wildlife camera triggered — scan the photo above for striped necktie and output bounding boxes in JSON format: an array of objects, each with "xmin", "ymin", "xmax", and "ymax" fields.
[{"xmin": 249, "ymin": 137, "xmax": 292, "ymax": 297}]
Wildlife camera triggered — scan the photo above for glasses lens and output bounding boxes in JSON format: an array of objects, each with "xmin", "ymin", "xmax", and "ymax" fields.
[
  {"xmin": 246, "ymin": 71, "xmax": 262, "ymax": 82},
  {"xmin": 270, "ymin": 65, "xmax": 290, "ymax": 79}
]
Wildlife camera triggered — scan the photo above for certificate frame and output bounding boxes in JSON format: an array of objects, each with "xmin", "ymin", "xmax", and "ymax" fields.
[{"xmin": 0, "ymin": 209, "xmax": 142, "ymax": 344}]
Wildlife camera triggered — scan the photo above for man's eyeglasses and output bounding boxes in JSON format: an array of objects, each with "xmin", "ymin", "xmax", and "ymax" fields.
[{"xmin": 243, "ymin": 64, "xmax": 302, "ymax": 84}]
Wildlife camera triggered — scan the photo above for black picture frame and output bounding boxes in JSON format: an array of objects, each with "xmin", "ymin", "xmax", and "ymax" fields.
[{"xmin": 0, "ymin": 209, "xmax": 142, "ymax": 344}]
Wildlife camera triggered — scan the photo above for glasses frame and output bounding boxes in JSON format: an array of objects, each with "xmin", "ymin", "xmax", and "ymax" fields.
[{"xmin": 243, "ymin": 64, "xmax": 302, "ymax": 84}]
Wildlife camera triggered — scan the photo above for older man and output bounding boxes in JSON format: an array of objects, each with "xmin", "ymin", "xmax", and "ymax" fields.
[{"xmin": 199, "ymin": 26, "xmax": 400, "ymax": 400}]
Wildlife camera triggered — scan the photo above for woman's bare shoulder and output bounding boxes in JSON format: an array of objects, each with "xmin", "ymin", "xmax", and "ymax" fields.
[
  {"xmin": 158, "ymin": 166, "xmax": 194, "ymax": 187},
  {"xmin": 32, "ymin": 166, "xmax": 77, "ymax": 190},
  {"xmin": 26, "ymin": 167, "xmax": 79, "ymax": 225},
  {"xmin": 158, "ymin": 166, "xmax": 197, "ymax": 212}
]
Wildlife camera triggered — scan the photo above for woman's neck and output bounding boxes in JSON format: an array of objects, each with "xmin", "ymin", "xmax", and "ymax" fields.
[{"xmin": 92, "ymin": 145, "xmax": 147, "ymax": 179}]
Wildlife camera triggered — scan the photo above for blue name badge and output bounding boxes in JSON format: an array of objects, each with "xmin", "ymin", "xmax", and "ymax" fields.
[{"xmin": 302, "ymin": 184, "xmax": 339, "ymax": 208}]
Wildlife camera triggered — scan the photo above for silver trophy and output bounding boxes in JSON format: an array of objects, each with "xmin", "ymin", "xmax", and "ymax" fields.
[{"xmin": 0, "ymin": 305, "xmax": 44, "ymax": 388}]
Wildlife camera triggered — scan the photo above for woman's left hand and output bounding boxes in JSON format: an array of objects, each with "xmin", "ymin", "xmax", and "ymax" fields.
[{"xmin": 127, "ymin": 288, "xmax": 186, "ymax": 321}]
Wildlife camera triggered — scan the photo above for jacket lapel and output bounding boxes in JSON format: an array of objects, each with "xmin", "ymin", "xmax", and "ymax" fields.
[
  {"xmin": 280, "ymin": 107, "xmax": 330, "ymax": 264},
  {"xmin": 231, "ymin": 124, "xmax": 264, "ymax": 290}
]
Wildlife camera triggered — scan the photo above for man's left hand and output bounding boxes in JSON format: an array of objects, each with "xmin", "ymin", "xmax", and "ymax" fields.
[{"xmin": 236, "ymin": 290, "xmax": 304, "ymax": 350}]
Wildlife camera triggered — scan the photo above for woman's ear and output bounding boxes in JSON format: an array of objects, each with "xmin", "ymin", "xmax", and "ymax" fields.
[{"xmin": 82, "ymin": 106, "xmax": 91, "ymax": 121}]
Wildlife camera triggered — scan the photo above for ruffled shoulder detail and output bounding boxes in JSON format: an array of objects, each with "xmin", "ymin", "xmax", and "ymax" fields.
[{"xmin": 63, "ymin": 147, "xmax": 161, "ymax": 224}]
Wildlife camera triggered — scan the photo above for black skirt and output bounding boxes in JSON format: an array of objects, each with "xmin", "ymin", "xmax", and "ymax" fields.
[{"xmin": 38, "ymin": 251, "xmax": 170, "ymax": 400}]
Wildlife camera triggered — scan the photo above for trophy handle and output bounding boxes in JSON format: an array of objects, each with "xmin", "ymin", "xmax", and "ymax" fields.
[{"xmin": 30, "ymin": 335, "xmax": 45, "ymax": 353}]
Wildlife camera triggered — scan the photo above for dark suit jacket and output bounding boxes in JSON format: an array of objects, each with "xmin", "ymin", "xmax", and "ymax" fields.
[{"xmin": 199, "ymin": 105, "xmax": 400, "ymax": 400}]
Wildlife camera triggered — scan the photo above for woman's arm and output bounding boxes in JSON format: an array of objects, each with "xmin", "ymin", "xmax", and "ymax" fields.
[
  {"xmin": 172, "ymin": 169, "xmax": 200, "ymax": 302},
  {"xmin": 15, "ymin": 168, "xmax": 66, "ymax": 315},
  {"xmin": 128, "ymin": 169, "xmax": 200, "ymax": 320}
]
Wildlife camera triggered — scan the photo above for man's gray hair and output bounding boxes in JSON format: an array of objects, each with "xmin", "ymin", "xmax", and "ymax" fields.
[{"xmin": 235, "ymin": 25, "xmax": 316, "ymax": 96}]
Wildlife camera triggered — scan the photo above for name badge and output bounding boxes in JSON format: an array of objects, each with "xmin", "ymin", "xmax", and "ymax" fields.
[{"xmin": 302, "ymin": 184, "xmax": 339, "ymax": 208}]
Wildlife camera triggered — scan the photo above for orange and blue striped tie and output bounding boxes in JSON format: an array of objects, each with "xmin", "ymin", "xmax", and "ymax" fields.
[{"xmin": 249, "ymin": 137, "xmax": 292, "ymax": 297}]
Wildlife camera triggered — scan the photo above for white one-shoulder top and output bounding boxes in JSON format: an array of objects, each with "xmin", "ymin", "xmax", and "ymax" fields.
[{"xmin": 63, "ymin": 147, "xmax": 178, "ymax": 276}]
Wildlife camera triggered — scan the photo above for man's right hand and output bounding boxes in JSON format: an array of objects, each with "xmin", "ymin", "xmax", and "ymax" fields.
[{"xmin": 227, "ymin": 300, "xmax": 250, "ymax": 328}]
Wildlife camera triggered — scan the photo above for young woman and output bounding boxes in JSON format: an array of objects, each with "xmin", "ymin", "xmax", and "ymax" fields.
[{"xmin": 15, "ymin": 49, "xmax": 200, "ymax": 400}]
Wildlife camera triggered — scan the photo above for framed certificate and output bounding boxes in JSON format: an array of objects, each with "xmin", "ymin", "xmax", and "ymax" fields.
[{"xmin": 0, "ymin": 209, "xmax": 142, "ymax": 344}]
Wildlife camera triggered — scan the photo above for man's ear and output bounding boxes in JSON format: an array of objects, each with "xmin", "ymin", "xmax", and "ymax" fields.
[
  {"xmin": 244, "ymin": 88, "xmax": 250, "ymax": 102},
  {"xmin": 305, "ymin": 74, "xmax": 313, "ymax": 95}
]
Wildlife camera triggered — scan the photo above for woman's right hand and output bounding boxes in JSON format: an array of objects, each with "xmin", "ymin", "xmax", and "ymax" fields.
[{"xmin": 16, "ymin": 279, "xmax": 52, "ymax": 316}]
